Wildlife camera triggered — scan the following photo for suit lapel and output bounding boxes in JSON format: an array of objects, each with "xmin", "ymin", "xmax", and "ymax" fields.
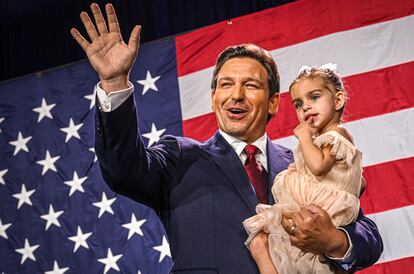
[{"xmin": 202, "ymin": 132, "xmax": 257, "ymax": 214}]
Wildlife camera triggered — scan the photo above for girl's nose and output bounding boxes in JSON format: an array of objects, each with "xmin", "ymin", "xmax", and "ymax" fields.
[{"xmin": 303, "ymin": 103, "xmax": 311, "ymax": 111}]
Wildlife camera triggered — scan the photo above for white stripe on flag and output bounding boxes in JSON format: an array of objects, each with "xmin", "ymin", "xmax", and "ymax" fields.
[
  {"xmin": 274, "ymin": 15, "xmax": 414, "ymax": 92},
  {"xmin": 274, "ymin": 107, "xmax": 414, "ymax": 167},
  {"xmin": 178, "ymin": 15, "xmax": 414, "ymax": 120},
  {"xmin": 368, "ymin": 205, "xmax": 414, "ymax": 264}
]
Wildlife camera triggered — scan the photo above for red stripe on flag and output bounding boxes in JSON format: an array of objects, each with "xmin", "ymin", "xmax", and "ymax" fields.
[
  {"xmin": 183, "ymin": 113, "xmax": 217, "ymax": 142},
  {"xmin": 361, "ymin": 157, "xmax": 414, "ymax": 215},
  {"xmin": 182, "ymin": 61, "xmax": 414, "ymax": 141},
  {"xmin": 175, "ymin": 0, "xmax": 414, "ymax": 77},
  {"xmin": 358, "ymin": 256, "xmax": 414, "ymax": 274}
]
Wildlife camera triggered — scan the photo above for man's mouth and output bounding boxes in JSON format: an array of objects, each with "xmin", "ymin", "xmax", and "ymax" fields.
[{"xmin": 226, "ymin": 107, "xmax": 248, "ymax": 119}]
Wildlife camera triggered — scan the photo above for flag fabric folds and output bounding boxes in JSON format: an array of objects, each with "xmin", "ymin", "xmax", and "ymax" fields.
[{"xmin": 0, "ymin": 0, "xmax": 413, "ymax": 273}]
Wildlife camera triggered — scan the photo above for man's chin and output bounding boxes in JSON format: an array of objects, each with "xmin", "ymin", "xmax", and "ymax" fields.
[{"xmin": 221, "ymin": 126, "xmax": 246, "ymax": 138}]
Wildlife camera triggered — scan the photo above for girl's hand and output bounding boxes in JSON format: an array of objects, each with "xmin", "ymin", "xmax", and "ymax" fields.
[{"xmin": 294, "ymin": 121, "xmax": 317, "ymax": 140}]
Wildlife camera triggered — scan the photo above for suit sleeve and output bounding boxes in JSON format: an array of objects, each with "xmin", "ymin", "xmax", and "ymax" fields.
[
  {"xmin": 94, "ymin": 95, "xmax": 180, "ymax": 210},
  {"xmin": 339, "ymin": 209, "xmax": 383, "ymax": 272}
]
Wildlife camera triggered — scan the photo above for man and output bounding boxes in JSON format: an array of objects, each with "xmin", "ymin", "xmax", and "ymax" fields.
[{"xmin": 71, "ymin": 3, "xmax": 382, "ymax": 273}]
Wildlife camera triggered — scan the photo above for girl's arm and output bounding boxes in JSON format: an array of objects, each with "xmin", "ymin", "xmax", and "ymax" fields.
[
  {"xmin": 294, "ymin": 124, "xmax": 352, "ymax": 177},
  {"xmin": 298, "ymin": 132, "xmax": 336, "ymax": 177}
]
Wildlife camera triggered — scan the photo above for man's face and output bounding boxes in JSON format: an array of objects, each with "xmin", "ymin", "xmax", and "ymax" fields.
[{"xmin": 211, "ymin": 57, "xmax": 279, "ymax": 143}]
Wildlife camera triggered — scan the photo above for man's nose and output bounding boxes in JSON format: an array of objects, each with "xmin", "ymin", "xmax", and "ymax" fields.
[{"xmin": 231, "ymin": 84, "xmax": 245, "ymax": 100}]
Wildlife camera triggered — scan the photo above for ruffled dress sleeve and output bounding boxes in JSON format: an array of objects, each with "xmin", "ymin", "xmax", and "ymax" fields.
[
  {"xmin": 313, "ymin": 130, "xmax": 363, "ymax": 197},
  {"xmin": 313, "ymin": 130, "xmax": 357, "ymax": 167}
]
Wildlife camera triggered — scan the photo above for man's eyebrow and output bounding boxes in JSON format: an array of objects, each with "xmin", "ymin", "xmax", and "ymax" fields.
[
  {"xmin": 217, "ymin": 77, "xmax": 234, "ymax": 82},
  {"xmin": 244, "ymin": 77, "xmax": 263, "ymax": 84},
  {"xmin": 217, "ymin": 76, "xmax": 264, "ymax": 85}
]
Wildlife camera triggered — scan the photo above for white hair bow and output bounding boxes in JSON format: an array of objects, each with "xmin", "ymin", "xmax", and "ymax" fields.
[
  {"xmin": 299, "ymin": 63, "xmax": 338, "ymax": 74},
  {"xmin": 320, "ymin": 63, "xmax": 337, "ymax": 71}
]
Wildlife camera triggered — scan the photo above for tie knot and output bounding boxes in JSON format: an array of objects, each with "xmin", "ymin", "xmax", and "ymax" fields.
[{"xmin": 244, "ymin": 144, "xmax": 260, "ymax": 157}]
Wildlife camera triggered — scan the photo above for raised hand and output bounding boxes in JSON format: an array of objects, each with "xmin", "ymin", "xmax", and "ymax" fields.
[{"xmin": 70, "ymin": 3, "xmax": 141, "ymax": 92}]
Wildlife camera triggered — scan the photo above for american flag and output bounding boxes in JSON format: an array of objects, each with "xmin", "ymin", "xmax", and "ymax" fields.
[{"xmin": 0, "ymin": 0, "xmax": 413, "ymax": 273}]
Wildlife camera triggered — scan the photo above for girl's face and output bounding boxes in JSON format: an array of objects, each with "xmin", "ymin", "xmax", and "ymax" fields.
[{"xmin": 290, "ymin": 77, "xmax": 345, "ymax": 133}]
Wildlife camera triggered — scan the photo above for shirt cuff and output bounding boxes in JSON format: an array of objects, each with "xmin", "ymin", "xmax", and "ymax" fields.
[
  {"xmin": 96, "ymin": 81, "xmax": 134, "ymax": 112},
  {"xmin": 325, "ymin": 227, "xmax": 355, "ymax": 270}
]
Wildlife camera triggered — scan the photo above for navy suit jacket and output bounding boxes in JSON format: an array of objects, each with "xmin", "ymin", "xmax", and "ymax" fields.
[{"xmin": 95, "ymin": 96, "xmax": 382, "ymax": 273}]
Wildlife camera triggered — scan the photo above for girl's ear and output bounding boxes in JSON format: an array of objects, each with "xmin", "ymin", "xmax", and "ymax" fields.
[{"xmin": 335, "ymin": 91, "xmax": 346, "ymax": 111}]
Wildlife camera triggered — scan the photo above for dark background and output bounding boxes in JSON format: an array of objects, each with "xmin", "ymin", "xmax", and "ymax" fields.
[{"xmin": 0, "ymin": 0, "xmax": 294, "ymax": 82}]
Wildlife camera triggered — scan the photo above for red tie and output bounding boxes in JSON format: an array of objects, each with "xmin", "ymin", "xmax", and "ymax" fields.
[{"xmin": 244, "ymin": 144, "xmax": 268, "ymax": 204}]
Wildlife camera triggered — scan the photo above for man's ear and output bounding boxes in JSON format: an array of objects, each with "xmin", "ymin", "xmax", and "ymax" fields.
[
  {"xmin": 268, "ymin": 92, "xmax": 280, "ymax": 116},
  {"xmin": 211, "ymin": 89, "xmax": 216, "ymax": 111},
  {"xmin": 335, "ymin": 91, "xmax": 345, "ymax": 111}
]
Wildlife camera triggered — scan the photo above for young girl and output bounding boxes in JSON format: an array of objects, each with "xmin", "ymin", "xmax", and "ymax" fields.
[{"xmin": 243, "ymin": 64, "xmax": 364, "ymax": 274}]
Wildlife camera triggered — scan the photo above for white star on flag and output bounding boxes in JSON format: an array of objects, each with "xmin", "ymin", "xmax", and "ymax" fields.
[
  {"xmin": 98, "ymin": 248, "xmax": 123, "ymax": 274},
  {"xmin": 93, "ymin": 192, "xmax": 116, "ymax": 218},
  {"xmin": 40, "ymin": 205, "xmax": 64, "ymax": 231},
  {"xmin": 89, "ymin": 147, "xmax": 97, "ymax": 162},
  {"xmin": 0, "ymin": 218, "xmax": 11, "ymax": 239},
  {"xmin": 12, "ymin": 184, "xmax": 35, "ymax": 209},
  {"xmin": 84, "ymin": 89, "xmax": 96, "ymax": 110},
  {"xmin": 142, "ymin": 123, "xmax": 166, "ymax": 147},
  {"xmin": 153, "ymin": 235, "xmax": 171, "ymax": 263},
  {"xmin": 64, "ymin": 171, "xmax": 87, "ymax": 196},
  {"xmin": 9, "ymin": 131, "xmax": 32, "ymax": 156},
  {"xmin": 45, "ymin": 261, "xmax": 69, "ymax": 274},
  {"xmin": 15, "ymin": 238, "xmax": 39, "ymax": 264},
  {"xmin": 33, "ymin": 98, "xmax": 55, "ymax": 122},
  {"xmin": 68, "ymin": 226, "xmax": 92, "ymax": 252},
  {"xmin": 0, "ymin": 117, "xmax": 4, "ymax": 133},
  {"xmin": 60, "ymin": 118, "xmax": 83, "ymax": 143},
  {"xmin": 122, "ymin": 213, "xmax": 146, "ymax": 239},
  {"xmin": 36, "ymin": 150, "xmax": 60, "ymax": 175},
  {"xmin": 137, "ymin": 70, "xmax": 161, "ymax": 95},
  {"xmin": 0, "ymin": 169, "xmax": 7, "ymax": 185}
]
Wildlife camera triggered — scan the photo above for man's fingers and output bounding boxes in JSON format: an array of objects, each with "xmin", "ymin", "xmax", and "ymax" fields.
[
  {"xmin": 80, "ymin": 12, "xmax": 99, "ymax": 41},
  {"xmin": 304, "ymin": 204, "xmax": 322, "ymax": 214},
  {"xmin": 128, "ymin": 25, "xmax": 141, "ymax": 54},
  {"xmin": 91, "ymin": 3, "xmax": 108, "ymax": 35},
  {"xmin": 282, "ymin": 211, "xmax": 294, "ymax": 220},
  {"xmin": 106, "ymin": 3, "xmax": 121, "ymax": 34},
  {"xmin": 70, "ymin": 28, "xmax": 90, "ymax": 51},
  {"xmin": 291, "ymin": 212, "xmax": 304, "ymax": 226},
  {"xmin": 281, "ymin": 215, "xmax": 293, "ymax": 233}
]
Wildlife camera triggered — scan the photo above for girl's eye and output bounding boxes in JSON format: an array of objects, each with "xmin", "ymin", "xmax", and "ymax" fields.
[
  {"xmin": 293, "ymin": 101, "xmax": 303, "ymax": 109},
  {"xmin": 310, "ymin": 94, "xmax": 320, "ymax": 101}
]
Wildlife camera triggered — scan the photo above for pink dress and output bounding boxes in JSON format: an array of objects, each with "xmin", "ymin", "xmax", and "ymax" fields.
[{"xmin": 243, "ymin": 131, "xmax": 363, "ymax": 274}]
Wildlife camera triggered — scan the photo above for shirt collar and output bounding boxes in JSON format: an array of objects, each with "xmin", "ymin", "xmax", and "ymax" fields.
[{"xmin": 219, "ymin": 129, "xmax": 267, "ymax": 157}]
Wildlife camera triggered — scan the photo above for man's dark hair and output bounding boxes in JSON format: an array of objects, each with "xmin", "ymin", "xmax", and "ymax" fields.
[{"xmin": 211, "ymin": 44, "xmax": 280, "ymax": 97}]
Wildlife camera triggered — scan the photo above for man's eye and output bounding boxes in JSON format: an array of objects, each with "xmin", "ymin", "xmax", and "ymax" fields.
[
  {"xmin": 245, "ymin": 83, "xmax": 259, "ymax": 89},
  {"xmin": 293, "ymin": 101, "xmax": 303, "ymax": 109},
  {"xmin": 220, "ymin": 82, "xmax": 232, "ymax": 88}
]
